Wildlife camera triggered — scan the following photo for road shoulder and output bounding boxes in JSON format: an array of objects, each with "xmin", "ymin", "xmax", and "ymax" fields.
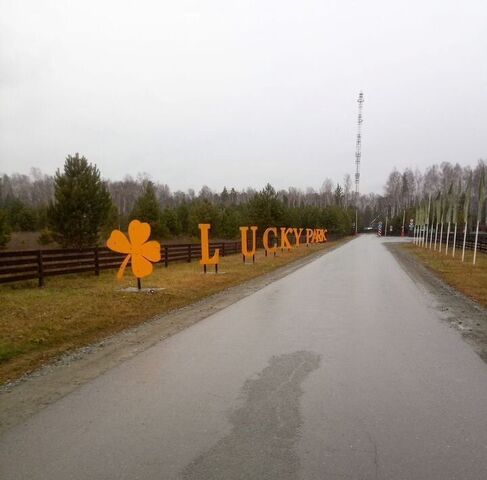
[{"xmin": 386, "ymin": 242, "xmax": 487, "ymax": 364}]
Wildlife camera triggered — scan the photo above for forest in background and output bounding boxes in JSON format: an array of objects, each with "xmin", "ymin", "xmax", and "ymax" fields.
[
  {"xmin": 0, "ymin": 156, "xmax": 356, "ymax": 249},
  {"xmin": 0, "ymin": 155, "xmax": 485, "ymax": 249},
  {"xmin": 383, "ymin": 160, "xmax": 486, "ymax": 233}
]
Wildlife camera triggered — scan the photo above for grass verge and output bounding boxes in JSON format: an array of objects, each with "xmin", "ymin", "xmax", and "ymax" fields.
[
  {"xmin": 0, "ymin": 240, "xmax": 345, "ymax": 384},
  {"xmin": 402, "ymin": 243, "xmax": 487, "ymax": 308}
]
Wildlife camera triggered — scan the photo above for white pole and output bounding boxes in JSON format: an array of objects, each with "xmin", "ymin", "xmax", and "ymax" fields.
[
  {"xmin": 413, "ymin": 225, "xmax": 417, "ymax": 244},
  {"xmin": 445, "ymin": 222, "xmax": 451, "ymax": 255},
  {"xmin": 434, "ymin": 222, "xmax": 439, "ymax": 250},
  {"xmin": 462, "ymin": 222, "xmax": 467, "ymax": 262},
  {"xmin": 429, "ymin": 221, "xmax": 434, "ymax": 249},
  {"xmin": 423, "ymin": 196, "xmax": 430, "ymax": 248},
  {"xmin": 473, "ymin": 220, "xmax": 480, "ymax": 265},
  {"xmin": 439, "ymin": 223, "xmax": 444, "ymax": 252},
  {"xmin": 452, "ymin": 223, "xmax": 457, "ymax": 258}
]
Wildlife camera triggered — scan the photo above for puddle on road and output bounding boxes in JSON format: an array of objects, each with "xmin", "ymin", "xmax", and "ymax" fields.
[{"xmin": 182, "ymin": 350, "xmax": 321, "ymax": 480}]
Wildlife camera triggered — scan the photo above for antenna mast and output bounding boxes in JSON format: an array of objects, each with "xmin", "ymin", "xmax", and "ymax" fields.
[{"xmin": 354, "ymin": 91, "xmax": 364, "ymax": 235}]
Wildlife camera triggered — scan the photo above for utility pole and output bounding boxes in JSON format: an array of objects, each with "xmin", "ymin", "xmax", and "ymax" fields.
[{"xmin": 354, "ymin": 91, "xmax": 364, "ymax": 235}]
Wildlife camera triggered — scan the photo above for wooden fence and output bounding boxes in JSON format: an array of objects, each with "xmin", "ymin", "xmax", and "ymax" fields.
[
  {"xmin": 0, "ymin": 229, "xmax": 332, "ymax": 287},
  {"xmin": 0, "ymin": 241, "xmax": 241, "ymax": 287},
  {"xmin": 416, "ymin": 232, "xmax": 487, "ymax": 253}
]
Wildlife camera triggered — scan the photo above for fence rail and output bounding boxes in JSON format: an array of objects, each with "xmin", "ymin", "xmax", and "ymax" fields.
[
  {"xmin": 412, "ymin": 232, "xmax": 487, "ymax": 253},
  {"xmin": 0, "ymin": 241, "xmax": 241, "ymax": 286},
  {"xmin": 0, "ymin": 231, "xmax": 340, "ymax": 287}
]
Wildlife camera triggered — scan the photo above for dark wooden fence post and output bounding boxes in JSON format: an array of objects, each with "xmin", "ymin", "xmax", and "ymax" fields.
[
  {"xmin": 94, "ymin": 247, "xmax": 100, "ymax": 276},
  {"xmin": 37, "ymin": 250, "xmax": 44, "ymax": 287},
  {"xmin": 221, "ymin": 242, "xmax": 225, "ymax": 257},
  {"xmin": 187, "ymin": 245, "xmax": 191, "ymax": 263},
  {"xmin": 164, "ymin": 246, "xmax": 169, "ymax": 267}
]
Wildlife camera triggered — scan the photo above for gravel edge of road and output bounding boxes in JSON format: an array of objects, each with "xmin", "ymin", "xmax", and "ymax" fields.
[
  {"xmin": 0, "ymin": 238, "xmax": 351, "ymax": 436},
  {"xmin": 386, "ymin": 242, "xmax": 487, "ymax": 364}
]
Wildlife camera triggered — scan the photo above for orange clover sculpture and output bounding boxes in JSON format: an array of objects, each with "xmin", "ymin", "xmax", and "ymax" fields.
[{"xmin": 106, "ymin": 220, "xmax": 161, "ymax": 280}]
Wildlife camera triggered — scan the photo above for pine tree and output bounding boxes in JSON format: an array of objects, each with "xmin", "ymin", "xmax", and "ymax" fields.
[
  {"xmin": 129, "ymin": 182, "xmax": 167, "ymax": 238},
  {"xmin": 334, "ymin": 184, "xmax": 344, "ymax": 206},
  {"xmin": 161, "ymin": 207, "xmax": 181, "ymax": 236},
  {"xmin": 220, "ymin": 207, "xmax": 240, "ymax": 239},
  {"xmin": 220, "ymin": 187, "xmax": 229, "ymax": 206},
  {"xmin": 0, "ymin": 209, "xmax": 10, "ymax": 249},
  {"xmin": 248, "ymin": 183, "xmax": 284, "ymax": 231},
  {"xmin": 5, "ymin": 198, "xmax": 37, "ymax": 231},
  {"xmin": 48, "ymin": 154, "xmax": 112, "ymax": 248},
  {"xmin": 187, "ymin": 199, "xmax": 221, "ymax": 237}
]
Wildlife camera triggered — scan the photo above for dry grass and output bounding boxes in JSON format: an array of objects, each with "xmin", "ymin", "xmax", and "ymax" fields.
[
  {"xmin": 0, "ymin": 240, "xmax": 345, "ymax": 384},
  {"xmin": 403, "ymin": 243, "xmax": 487, "ymax": 308}
]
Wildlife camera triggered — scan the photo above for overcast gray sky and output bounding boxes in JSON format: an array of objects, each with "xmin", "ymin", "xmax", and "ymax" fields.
[{"xmin": 1, "ymin": 0, "xmax": 486, "ymax": 194}]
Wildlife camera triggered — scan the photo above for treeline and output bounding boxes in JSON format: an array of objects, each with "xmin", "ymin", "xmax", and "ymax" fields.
[
  {"xmin": 383, "ymin": 160, "xmax": 486, "ymax": 218},
  {"xmin": 381, "ymin": 160, "xmax": 487, "ymax": 233},
  {"xmin": 0, "ymin": 154, "xmax": 356, "ymax": 249},
  {"xmin": 2, "ymin": 155, "xmax": 485, "ymax": 248},
  {"xmin": 0, "ymin": 169, "xmax": 358, "ymax": 215}
]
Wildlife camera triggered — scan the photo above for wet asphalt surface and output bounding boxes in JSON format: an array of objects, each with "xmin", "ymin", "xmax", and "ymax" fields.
[{"xmin": 1, "ymin": 236, "xmax": 487, "ymax": 479}]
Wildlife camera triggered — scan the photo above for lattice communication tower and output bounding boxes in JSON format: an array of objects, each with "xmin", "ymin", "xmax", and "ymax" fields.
[{"xmin": 354, "ymin": 91, "xmax": 364, "ymax": 234}]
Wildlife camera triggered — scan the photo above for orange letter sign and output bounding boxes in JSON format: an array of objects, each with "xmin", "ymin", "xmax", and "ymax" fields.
[
  {"xmin": 280, "ymin": 227, "xmax": 292, "ymax": 251},
  {"xmin": 240, "ymin": 226, "xmax": 258, "ymax": 263},
  {"xmin": 199, "ymin": 224, "xmax": 219, "ymax": 272},
  {"xmin": 263, "ymin": 227, "xmax": 278, "ymax": 256},
  {"xmin": 292, "ymin": 228, "xmax": 304, "ymax": 247},
  {"xmin": 305, "ymin": 228, "xmax": 314, "ymax": 245}
]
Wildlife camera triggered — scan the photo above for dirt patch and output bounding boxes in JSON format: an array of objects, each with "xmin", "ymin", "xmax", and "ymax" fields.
[
  {"xmin": 386, "ymin": 243, "xmax": 487, "ymax": 364},
  {"xmin": 0, "ymin": 240, "xmax": 348, "ymax": 436}
]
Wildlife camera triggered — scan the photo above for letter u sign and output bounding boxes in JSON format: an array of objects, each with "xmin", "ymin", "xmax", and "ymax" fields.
[{"xmin": 240, "ymin": 226, "xmax": 258, "ymax": 263}]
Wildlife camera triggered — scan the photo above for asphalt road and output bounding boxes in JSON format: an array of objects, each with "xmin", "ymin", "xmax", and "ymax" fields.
[{"xmin": 1, "ymin": 236, "xmax": 487, "ymax": 479}]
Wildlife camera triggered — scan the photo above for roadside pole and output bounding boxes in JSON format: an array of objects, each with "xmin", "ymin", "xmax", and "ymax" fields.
[
  {"xmin": 434, "ymin": 221, "xmax": 439, "ymax": 250},
  {"xmin": 425, "ymin": 195, "xmax": 431, "ymax": 248},
  {"xmin": 445, "ymin": 221, "xmax": 451, "ymax": 255},
  {"xmin": 462, "ymin": 174, "xmax": 472, "ymax": 262},
  {"xmin": 439, "ymin": 222, "xmax": 444, "ymax": 253},
  {"xmin": 461, "ymin": 222, "xmax": 467, "ymax": 262},
  {"xmin": 452, "ymin": 223, "xmax": 458, "ymax": 257},
  {"xmin": 429, "ymin": 220, "xmax": 434, "ymax": 249},
  {"xmin": 473, "ymin": 220, "xmax": 480, "ymax": 265}
]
